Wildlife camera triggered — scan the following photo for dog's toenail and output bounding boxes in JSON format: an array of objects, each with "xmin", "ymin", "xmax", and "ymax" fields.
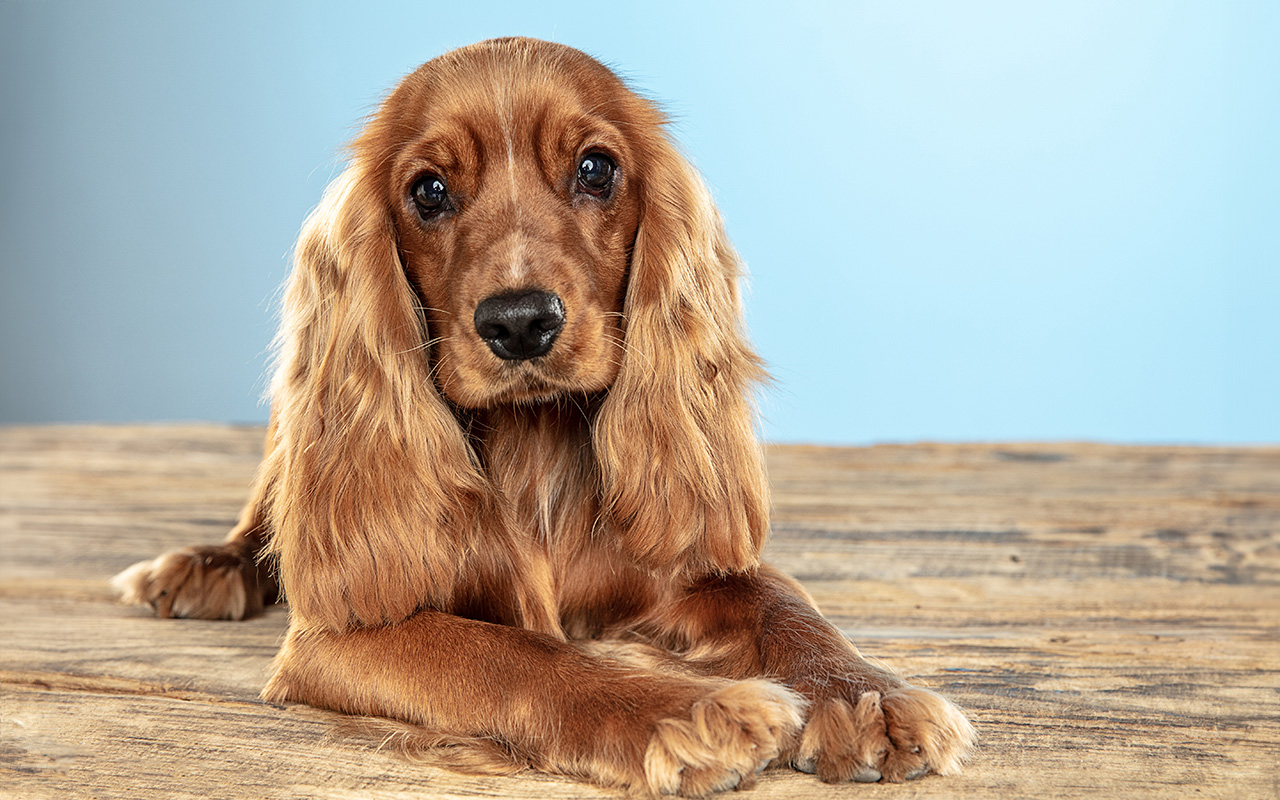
[
  {"xmin": 793, "ymin": 757, "xmax": 816, "ymax": 774},
  {"xmin": 708, "ymin": 770, "xmax": 742, "ymax": 792},
  {"xmin": 853, "ymin": 766, "xmax": 882, "ymax": 783},
  {"xmin": 906, "ymin": 766, "xmax": 929, "ymax": 780}
]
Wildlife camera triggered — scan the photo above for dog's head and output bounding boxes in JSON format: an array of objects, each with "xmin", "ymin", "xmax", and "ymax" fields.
[{"xmin": 360, "ymin": 40, "xmax": 650, "ymax": 407}]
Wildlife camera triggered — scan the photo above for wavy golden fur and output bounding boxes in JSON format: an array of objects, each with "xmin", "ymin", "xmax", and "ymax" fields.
[{"xmin": 114, "ymin": 38, "xmax": 974, "ymax": 796}]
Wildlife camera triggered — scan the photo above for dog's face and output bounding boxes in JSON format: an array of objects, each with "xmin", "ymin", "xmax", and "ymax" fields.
[{"xmin": 368, "ymin": 42, "xmax": 645, "ymax": 409}]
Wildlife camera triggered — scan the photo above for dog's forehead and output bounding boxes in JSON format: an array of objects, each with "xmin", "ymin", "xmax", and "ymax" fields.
[
  {"xmin": 386, "ymin": 41, "xmax": 631, "ymax": 133},
  {"xmin": 425, "ymin": 50, "xmax": 619, "ymax": 126},
  {"xmin": 371, "ymin": 43, "xmax": 638, "ymax": 178},
  {"xmin": 425, "ymin": 38, "xmax": 621, "ymax": 92}
]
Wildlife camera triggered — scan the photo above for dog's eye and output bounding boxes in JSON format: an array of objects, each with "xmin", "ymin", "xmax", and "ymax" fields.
[
  {"xmin": 411, "ymin": 174, "xmax": 450, "ymax": 218},
  {"xmin": 576, "ymin": 153, "xmax": 615, "ymax": 196}
]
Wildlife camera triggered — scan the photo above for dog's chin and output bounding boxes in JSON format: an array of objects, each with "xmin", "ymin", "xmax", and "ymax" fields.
[
  {"xmin": 484, "ymin": 376, "xmax": 574, "ymax": 408},
  {"xmin": 442, "ymin": 359, "xmax": 611, "ymax": 410}
]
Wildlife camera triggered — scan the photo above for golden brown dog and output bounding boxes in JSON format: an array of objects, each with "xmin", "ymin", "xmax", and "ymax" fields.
[{"xmin": 115, "ymin": 37, "xmax": 975, "ymax": 796}]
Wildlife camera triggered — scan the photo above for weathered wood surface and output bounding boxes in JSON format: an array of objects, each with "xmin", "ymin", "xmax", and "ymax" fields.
[{"xmin": 2, "ymin": 425, "xmax": 1277, "ymax": 799}]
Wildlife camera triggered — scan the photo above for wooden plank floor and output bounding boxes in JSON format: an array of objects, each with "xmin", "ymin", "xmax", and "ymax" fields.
[{"xmin": 2, "ymin": 424, "xmax": 1277, "ymax": 799}]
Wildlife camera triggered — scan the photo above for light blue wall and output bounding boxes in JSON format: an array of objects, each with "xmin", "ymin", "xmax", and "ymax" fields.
[{"xmin": 2, "ymin": 1, "xmax": 1276, "ymax": 443}]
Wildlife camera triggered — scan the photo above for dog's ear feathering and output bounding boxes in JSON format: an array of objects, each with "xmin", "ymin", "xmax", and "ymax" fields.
[
  {"xmin": 594, "ymin": 129, "xmax": 770, "ymax": 576},
  {"xmin": 261, "ymin": 163, "xmax": 495, "ymax": 632}
]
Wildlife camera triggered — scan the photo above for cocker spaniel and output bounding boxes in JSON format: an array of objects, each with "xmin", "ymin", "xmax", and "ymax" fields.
[{"xmin": 115, "ymin": 38, "xmax": 975, "ymax": 796}]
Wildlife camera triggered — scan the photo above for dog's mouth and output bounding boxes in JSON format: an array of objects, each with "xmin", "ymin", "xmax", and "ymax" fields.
[
  {"xmin": 491, "ymin": 356, "xmax": 606, "ymax": 405},
  {"xmin": 436, "ymin": 350, "xmax": 585, "ymax": 409}
]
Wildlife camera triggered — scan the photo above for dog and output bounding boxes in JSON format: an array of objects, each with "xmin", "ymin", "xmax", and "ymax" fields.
[{"xmin": 114, "ymin": 37, "xmax": 975, "ymax": 796}]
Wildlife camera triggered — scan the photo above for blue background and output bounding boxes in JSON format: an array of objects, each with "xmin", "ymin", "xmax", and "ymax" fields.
[{"xmin": 2, "ymin": 1, "xmax": 1276, "ymax": 444}]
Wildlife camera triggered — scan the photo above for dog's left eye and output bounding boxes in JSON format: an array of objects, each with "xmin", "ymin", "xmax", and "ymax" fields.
[
  {"xmin": 410, "ymin": 174, "xmax": 450, "ymax": 218},
  {"xmin": 576, "ymin": 153, "xmax": 615, "ymax": 196}
]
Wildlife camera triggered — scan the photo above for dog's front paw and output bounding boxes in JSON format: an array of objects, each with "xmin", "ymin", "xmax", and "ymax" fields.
[
  {"xmin": 644, "ymin": 679, "xmax": 804, "ymax": 797},
  {"xmin": 112, "ymin": 545, "xmax": 271, "ymax": 620},
  {"xmin": 793, "ymin": 685, "xmax": 975, "ymax": 783}
]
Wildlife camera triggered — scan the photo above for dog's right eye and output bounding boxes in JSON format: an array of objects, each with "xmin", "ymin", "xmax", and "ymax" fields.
[
  {"xmin": 410, "ymin": 174, "xmax": 450, "ymax": 218},
  {"xmin": 576, "ymin": 153, "xmax": 615, "ymax": 197}
]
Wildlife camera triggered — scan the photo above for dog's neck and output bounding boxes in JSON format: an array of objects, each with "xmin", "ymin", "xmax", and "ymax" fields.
[{"xmin": 462, "ymin": 397, "xmax": 603, "ymax": 544}]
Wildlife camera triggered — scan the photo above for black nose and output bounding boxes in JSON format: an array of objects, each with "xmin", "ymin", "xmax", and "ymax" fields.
[{"xmin": 473, "ymin": 290, "xmax": 566, "ymax": 360}]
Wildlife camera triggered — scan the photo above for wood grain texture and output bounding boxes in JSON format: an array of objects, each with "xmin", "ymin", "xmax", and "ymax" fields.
[{"xmin": 2, "ymin": 425, "xmax": 1278, "ymax": 799}]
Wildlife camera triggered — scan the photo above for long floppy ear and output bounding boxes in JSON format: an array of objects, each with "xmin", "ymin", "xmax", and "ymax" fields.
[
  {"xmin": 593, "ymin": 136, "xmax": 770, "ymax": 576},
  {"xmin": 260, "ymin": 165, "xmax": 489, "ymax": 632}
]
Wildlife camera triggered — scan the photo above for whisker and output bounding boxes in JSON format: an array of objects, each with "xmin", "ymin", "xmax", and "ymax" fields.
[{"xmin": 395, "ymin": 334, "xmax": 454, "ymax": 357}]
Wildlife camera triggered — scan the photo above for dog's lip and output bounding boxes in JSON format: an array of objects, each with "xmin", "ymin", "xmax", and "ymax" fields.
[
  {"xmin": 456, "ymin": 361, "xmax": 579, "ymax": 408},
  {"xmin": 470, "ymin": 384, "xmax": 568, "ymax": 409},
  {"xmin": 498, "ymin": 366, "xmax": 574, "ymax": 400}
]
